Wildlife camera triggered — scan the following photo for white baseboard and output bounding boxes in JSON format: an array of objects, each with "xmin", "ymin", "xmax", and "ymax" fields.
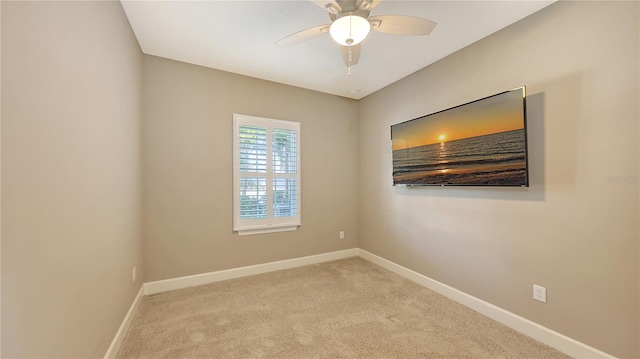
[
  {"xmin": 103, "ymin": 285, "xmax": 144, "ymax": 359},
  {"xmin": 143, "ymin": 248, "xmax": 359, "ymax": 295},
  {"xmin": 357, "ymin": 249, "xmax": 616, "ymax": 359}
]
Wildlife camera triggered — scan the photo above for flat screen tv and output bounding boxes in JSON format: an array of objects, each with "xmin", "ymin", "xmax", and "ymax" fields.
[{"xmin": 391, "ymin": 87, "xmax": 528, "ymax": 187}]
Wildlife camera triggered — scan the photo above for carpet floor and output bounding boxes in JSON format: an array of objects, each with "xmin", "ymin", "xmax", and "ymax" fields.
[{"xmin": 117, "ymin": 257, "xmax": 571, "ymax": 358}]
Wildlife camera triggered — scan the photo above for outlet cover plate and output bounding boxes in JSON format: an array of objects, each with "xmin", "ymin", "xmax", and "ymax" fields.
[{"xmin": 533, "ymin": 284, "xmax": 546, "ymax": 303}]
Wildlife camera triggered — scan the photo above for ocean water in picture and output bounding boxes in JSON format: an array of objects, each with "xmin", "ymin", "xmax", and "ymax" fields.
[{"xmin": 392, "ymin": 129, "xmax": 527, "ymax": 185}]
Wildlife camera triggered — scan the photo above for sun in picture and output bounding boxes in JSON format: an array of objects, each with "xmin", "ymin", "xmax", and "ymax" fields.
[{"xmin": 438, "ymin": 134, "xmax": 446, "ymax": 142}]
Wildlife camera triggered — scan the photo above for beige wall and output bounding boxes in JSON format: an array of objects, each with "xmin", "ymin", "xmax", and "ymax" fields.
[
  {"xmin": 1, "ymin": 1, "xmax": 143, "ymax": 357},
  {"xmin": 358, "ymin": 1, "xmax": 639, "ymax": 358},
  {"xmin": 142, "ymin": 55, "xmax": 359, "ymax": 281}
]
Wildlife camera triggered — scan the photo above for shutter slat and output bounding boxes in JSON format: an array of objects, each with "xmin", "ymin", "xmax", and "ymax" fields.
[
  {"xmin": 239, "ymin": 177, "xmax": 267, "ymax": 219},
  {"xmin": 239, "ymin": 125, "xmax": 268, "ymax": 173},
  {"xmin": 272, "ymin": 128, "xmax": 297, "ymax": 174},
  {"xmin": 273, "ymin": 178, "xmax": 297, "ymax": 218}
]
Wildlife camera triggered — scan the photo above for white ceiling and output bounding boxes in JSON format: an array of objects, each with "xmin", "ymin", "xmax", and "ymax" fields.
[{"xmin": 121, "ymin": 0, "xmax": 554, "ymax": 100}]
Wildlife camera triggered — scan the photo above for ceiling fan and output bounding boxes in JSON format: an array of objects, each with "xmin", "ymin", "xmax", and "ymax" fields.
[{"xmin": 276, "ymin": 0, "xmax": 437, "ymax": 75}]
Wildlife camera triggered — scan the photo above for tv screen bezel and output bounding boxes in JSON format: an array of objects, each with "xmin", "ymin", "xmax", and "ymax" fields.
[{"xmin": 390, "ymin": 87, "xmax": 529, "ymax": 187}]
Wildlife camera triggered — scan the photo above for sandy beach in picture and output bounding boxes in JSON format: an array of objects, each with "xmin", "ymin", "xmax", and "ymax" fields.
[{"xmin": 393, "ymin": 162, "xmax": 526, "ymax": 185}]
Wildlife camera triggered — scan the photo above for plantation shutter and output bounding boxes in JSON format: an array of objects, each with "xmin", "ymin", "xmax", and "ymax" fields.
[{"xmin": 233, "ymin": 114, "xmax": 301, "ymax": 235}]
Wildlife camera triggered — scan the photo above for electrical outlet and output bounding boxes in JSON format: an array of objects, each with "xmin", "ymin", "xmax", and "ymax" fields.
[
  {"xmin": 533, "ymin": 284, "xmax": 546, "ymax": 303},
  {"xmin": 132, "ymin": 266, "xmax": 137, "ymax": 283},
  {"xmin": 339, "ymin": 231, "xmax": 345, "ymax": 240}
]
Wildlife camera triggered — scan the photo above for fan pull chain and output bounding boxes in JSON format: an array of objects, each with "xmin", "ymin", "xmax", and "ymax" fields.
[
  {"xmin": 347, "ymin": 15, "xmax": 353, "ymax": 76},
  {"xmin": 347, "ymin": 46, "xmax": 353, "ymax": 76}
]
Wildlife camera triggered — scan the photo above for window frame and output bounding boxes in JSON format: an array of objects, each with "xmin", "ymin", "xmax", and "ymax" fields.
[{"xmin": 233, "ymin": 113, "xmax": 301, "ymax": 236}]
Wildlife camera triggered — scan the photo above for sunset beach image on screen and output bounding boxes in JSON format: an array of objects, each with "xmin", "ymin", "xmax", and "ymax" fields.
[{"xmin": 391, "ymin": 88, "xmax": 528, "ymax": 186}]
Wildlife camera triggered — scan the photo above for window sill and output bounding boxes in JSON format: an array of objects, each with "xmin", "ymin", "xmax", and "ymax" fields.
[{"xmin": 236, "ymin": 225, "xmax": 299, "ymax": 236}]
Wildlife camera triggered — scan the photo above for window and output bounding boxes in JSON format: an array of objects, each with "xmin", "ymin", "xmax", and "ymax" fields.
[{"xmin": 233, "ymin": 114, "xmax": 301, "ymax": 235}]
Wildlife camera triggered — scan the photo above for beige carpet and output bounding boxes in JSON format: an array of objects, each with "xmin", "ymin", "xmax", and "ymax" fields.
[{"xmin": 117, "ymin": 257, "xmax": 570, "ymax": 358}]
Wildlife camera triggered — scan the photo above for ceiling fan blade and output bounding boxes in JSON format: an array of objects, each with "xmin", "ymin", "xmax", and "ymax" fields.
[
  {"xmin": 356, "ymin": 0, "xmax": 383, "ymax": 11},
  {"xmin": 369, "ymin": 15, "xmax": 437, "ymax": 36},
  {"xmin": 310, "ymin": 0, "xmax": 342, "ymax": 15},
  {"xmin": 342, "ymin": 44, "xmax": 361, "ymax": 66},
  {"xmin": 276, "ymin": 24, "xmax": 330, "ymax": 47}
]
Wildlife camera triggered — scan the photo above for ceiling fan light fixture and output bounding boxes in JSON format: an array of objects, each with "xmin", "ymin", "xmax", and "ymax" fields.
[{"xmin": 329, "ymin": 15, "xmax": 370, "ymax": 46}]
